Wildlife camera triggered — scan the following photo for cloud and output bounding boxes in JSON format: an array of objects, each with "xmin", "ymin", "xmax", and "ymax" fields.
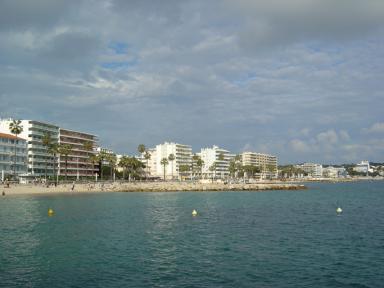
[
  {"xmin": 362, "ymin": 122, "xmax": 384, "ymax": 134},
  {"xmin": 289, "ymin": 139, "xmax": 311, "ymax": 154},
  {"xmin": 316, "ymin": 130, "xmax": 339, "ymax": 145},
  {"xmin": 0, "ymin": 0, "xmax": 383, "ymax": 163},
  {"xmin": 226, "ymin": 0, "xmax": 384, "ymax": 52}
]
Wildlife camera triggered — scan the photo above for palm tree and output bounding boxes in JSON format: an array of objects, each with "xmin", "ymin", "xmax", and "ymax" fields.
[
  {"xmin": 138, "ymin": 144, "xmax": 146, "ymax": 155},
  {"xmin": 209, "ymin": 162, "xmax": 217, "ymax": 182},
  {"xmin": 83, "ymin": 141, "xmax": 93, "ymax": 178},
  {"xmin": 196, "ymin": 158, "xmax": 204, "ymax": 179},
  {"xmin": 144, "ymin": 151, "xmax": 151, "ymax": 180},
  {"xmin": 97, "ymin": 150, "xmax": 108, "ymax": 180},
  {"xmin": 58, "ymin": 144, "xmax": 73, "ymax": 181},
  {"xmin": 107, "ymin": 154, "xmax": 117, "ymax": 181},
  {"xmin": 160, "ymin": 158, "xmax": 169, "ymax": 180},
  {"xmin": 217, "ymin": 152, "xmax": 225, "ymax": 179},
  {"xmin": 168, "ymin": 153, "xmax": 175, "ymax": 180},
  {"xmin": 46, "ymin": 142, "xmax": 59, "ymax": 186},
  {"xmin": 191, "ymin": 154, "xmax": 199, "ymax": 180},
  {"xmin": 42, "ymin": 133, "xmax": 53, "ymax": 181},
  {"xmin": 119, "ymin": 156, "xmax": 129, "ymax": 180},
  {"xmin": 9, "ymin": 120, "xmax": 23, "ymax": 180},
  {"xmin": 89, "ymin": 154, "xmax": 99, "ymax": 181}
]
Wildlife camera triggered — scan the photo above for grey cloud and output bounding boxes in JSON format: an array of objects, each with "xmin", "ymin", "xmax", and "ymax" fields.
[
  {"xmin": 227, "ymin": 0, "xmax": 384, "ymax": 52},
  {"xmin": 0, "ymin": 0, "xmax": 75, "ymax": 31}
]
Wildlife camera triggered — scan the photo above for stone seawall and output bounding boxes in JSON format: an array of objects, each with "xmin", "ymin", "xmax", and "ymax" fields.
[{"xmin": 2, "ymin": 181, "xmax": 306, "ymax": 195}]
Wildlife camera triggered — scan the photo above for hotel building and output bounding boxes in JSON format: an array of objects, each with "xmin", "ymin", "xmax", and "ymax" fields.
[
  {"xmin": 296, "ymin": 163, "xmax": 323, "ymax": 178},
  {"xmin": 0, "ymin": 132, "xmax": 28, "ymax": 180},
  {"xmin": 0, "ymin": 119, "xmax": 59, "ymax": 178},
  {"xmin": 241, "ymin": 152, "xmax": 278, "ymax": 178},
  {"xmin": 198, "ymin": 145, "xmax": 234, "ymax": 179},
  {"xmin": 58, "ymin": 128, "xmax": 98, "ymax": 178},
  {"xmin": 143, "ymin": 142, "xmax": 192, "ymax": 179}
]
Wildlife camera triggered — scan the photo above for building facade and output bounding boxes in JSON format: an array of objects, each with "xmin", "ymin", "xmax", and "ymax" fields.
[
  {"xmin": 296, "ymin": 163, "xmax": 323, "ymax": 178},
  {"xmin": 153, "ymin": 142, "xmax": 192, "ymax": 179},
  {"xmin": 241, "ymin": 152, "xmax": 278, "ymax": 178},
  {"xmin": 59, "ymin": 128, "xmax": 98, "ymax": 178},
  {"xmin": 353, "ymin": 161, "xmax": 371, "ymax": 174},
  {"xmin": 198, "ymin": 145, "xmax": 234, "ymax": 179},
  {"xmin": 0, "ymin": 119, "xmax": 59, "ymax": 178},
  {"xmin": 0, "ymin": 133, "xmax": 28, "ymax": 181}
]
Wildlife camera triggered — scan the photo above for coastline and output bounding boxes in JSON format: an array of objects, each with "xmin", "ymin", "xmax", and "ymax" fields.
[{"xmin": 1, "ymin": 181, "xmax": 306, "ymax": 196}]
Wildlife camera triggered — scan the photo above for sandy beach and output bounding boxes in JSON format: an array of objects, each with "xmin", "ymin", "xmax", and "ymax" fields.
[{"xmin": 1, "ymin": 181, "xmax": 306, "ymax": 196}]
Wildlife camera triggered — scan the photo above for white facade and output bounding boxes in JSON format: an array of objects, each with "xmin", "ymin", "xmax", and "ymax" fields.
[
  {"xmin": 296, "ymin": 163, "xmax": 323, "ymax": 178},
  {"xmin": 0, "ymin": 133, "xmax": 28, "ymax": 180},
  {"xmin": 323, "ymin": 166, "xmax": 347, "ymax": 178},
  {"xmin": 353, "ymin": 161, "xmax": 371, "ymax": 174},
  {"xmin": 0, "ymin": 119, "xmax": 59, "ymax": 177},
  {"xmin": 198, "ymin": 145, "xmax": 234, "ymax": 179},
  {"xmin": 138, "ymin": 148, "xmax": 157, "ymax": 177},
  {"xmin": 241, "ymin": 151, "xmax": 278, "ymax": 178},
  {"xmin": 154, "ymin": 142, "xmax": 192, "ymax": 179}
]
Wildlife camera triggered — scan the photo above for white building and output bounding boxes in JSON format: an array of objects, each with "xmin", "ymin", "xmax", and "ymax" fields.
[
  {"xmin": 241, "ymin": 152, "xmax": 278, "ymax": 178},
  {"xmin": 322, "ymin": 166, "xmax": 347, "ymax": 178},
  {"xmin": 0, "ymin": 119, "xmax": 59, "ymax": 178},
  {"xmin": 154, "ymin": 142, "xmax": 192, "ymax": 180},
  {"xmin": 353, "ymin": 161, "xmax": 371, "ymax": 174},
  {"xmin": 138, "ymin": 148, "xmax": 157, "ymax": 178},
  {"xmin": 198, "ymin": 145, "xmax": 234, "ymax": 179},
  {"xmin": 0, "ymin": 132, "xmax": 28, "ymax": 181},
  {"xmin": 296, "ymin": 163, "xmax": 323, "ymax": 178}
]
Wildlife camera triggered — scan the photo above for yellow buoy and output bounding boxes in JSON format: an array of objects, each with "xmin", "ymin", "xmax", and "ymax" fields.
[
  {"xmin": 192, "ymin": 209, "xmax": 198, "ymax": 216},
  {"xmin": 336, "ymin": 207, "xmax": 342, "ymax": 214},
  {"xmin": 48, "ymin": 208, "xmax": 54, "ymax": 216}
]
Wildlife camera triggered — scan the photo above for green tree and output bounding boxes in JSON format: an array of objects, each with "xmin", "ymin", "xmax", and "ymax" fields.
[
  {"xmin": 138, "ymin": 144, "xmax": 146, "ymax": 155},
  {"xmin": 58, "ymin": 144, "xmax": 73, "ymax": 181},
  {"xmin": 168, "ymin": 153, "xmax": 175, "ymax": 180},
  {"xmin": 196, "ymin": 158, "xmax": 204, "ymax": 179},
  {"xmin": 83, "ymin": 141, "xmax": 94, "ymax": 178},
  {"xmin": 9, "ymin": 119, "xmax": 23, "ymax": 180},
  {"xmin": 160, "ymin": 158, "xmax": 169, "ymax": 180},
  {"xmin": 179, "ymin": 164, "xmax": 190, "ymax": 180},
  {"xmin": 144, "ymin": 151, "xmax": 151, "ymax": 180},
  {"xmin": 191, "ymin": 154, "xmax": 199, "ymax": 180},
  {"xmin": 209, "ymin": 162, "xmax": 217, "ymax": 182},
  {"xmin": 42, "ymin": 133, "xmax": 53, "ymax": 181},
  {"xmin": 107, "ymin": 154, "xmax": 117, "ymax": 181},
  {"xmin": 89, "ymin": 154, "xmax": 99, "ymax": 181},
  {"xmin": 97, "ymin": 150, "xmax": 108, "ymax": 180},
  {"xmin": 119, "ymin": 156, "xmax": 130, "ymax": 180},
  {"xmin": 243, "ymin": 165, "xmax": 261, "ymax": 179}
]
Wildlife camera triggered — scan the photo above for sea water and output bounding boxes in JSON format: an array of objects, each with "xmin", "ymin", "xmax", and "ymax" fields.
[{"xmin": 1, "ymin": 181, "xmax": 384, "ymax": 287}]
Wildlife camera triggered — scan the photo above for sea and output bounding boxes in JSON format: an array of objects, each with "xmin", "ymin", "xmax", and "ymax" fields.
[{"xmin": 1, "ymin": 181, "xmax": 384, "ymax": 287}]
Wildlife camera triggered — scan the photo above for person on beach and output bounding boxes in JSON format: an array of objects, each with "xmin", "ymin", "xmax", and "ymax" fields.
[
  {"xmin": 5, "ymin": 179, "xmax": 10, "ymax": 188},
  {"xmin": 71, "ymin": 181, "xmax": 75, "ymax": 191}
]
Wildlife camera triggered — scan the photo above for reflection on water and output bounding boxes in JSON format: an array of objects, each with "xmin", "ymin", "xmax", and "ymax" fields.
[
  {"xmin": 0, "ymin": 196, "xmax": 43, "ymax": 286},
  {"xmin": 1, "ymin": 182, "xmax": 384, "ymax": 287}
]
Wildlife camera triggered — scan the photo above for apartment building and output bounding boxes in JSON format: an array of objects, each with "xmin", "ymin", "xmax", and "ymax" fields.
[
  {"xmin": 296, "ymin": 163, "xmax": 323, "ymax": 178},
  {"xmin": 0, "ymin": 133, "xmax": 28, "ymax": 180},
  {"xmin": 241, "ymin": 152, "xmax": 278, "ymax": 178},
  {"xmin": 0, "ymin": 119, "xmax": 59, "ymax": 178},
  {"xmin": 198, "ymin": 145, "xmax": 234, "ymax": 179},
  {"xmin": 153, "ymin": 142, "xmax": 192, "ymax": 179},
  {"xmin": 59, "ymin": 128, "xmax": 98, "ymax": 178}
]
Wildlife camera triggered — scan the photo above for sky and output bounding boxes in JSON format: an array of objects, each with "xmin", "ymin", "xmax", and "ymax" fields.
[{"xmin": 0, "ymin": 0, "xmax": 383, "ymax": 164}]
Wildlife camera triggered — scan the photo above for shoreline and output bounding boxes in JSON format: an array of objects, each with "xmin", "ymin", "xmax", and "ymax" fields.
[{"xmin": 1, "ymin": 182, "xmax": 306, "ymax": 196}]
